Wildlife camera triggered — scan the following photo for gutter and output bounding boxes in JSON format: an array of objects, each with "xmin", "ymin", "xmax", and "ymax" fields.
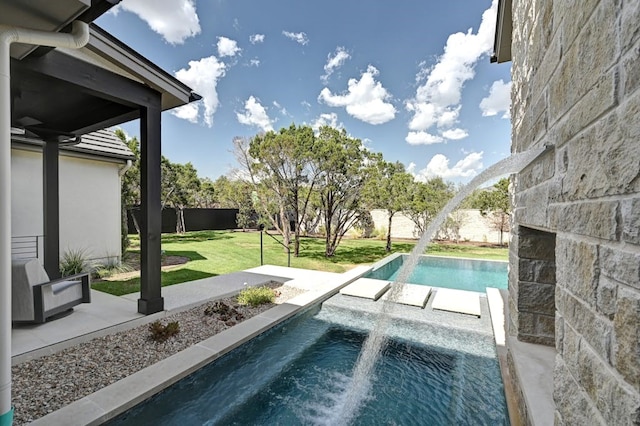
[{"xmin": 0, "ymin": 20, "xmax": 89, "ymax": 425}]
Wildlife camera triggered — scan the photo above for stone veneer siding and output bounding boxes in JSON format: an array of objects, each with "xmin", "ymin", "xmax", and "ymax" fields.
[{"xmin": 509, "ymin": 0, "xmax": 640, "ymax": 424}]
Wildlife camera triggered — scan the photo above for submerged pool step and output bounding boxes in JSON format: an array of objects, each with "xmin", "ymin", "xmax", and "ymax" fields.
[
  {"xmin": 339, "ymin": 278, "xmax": 391, "ymax": 300},
  {"xmin": 380, "ymin": 284, "xmax": 432, "ymax": 308},
  {"xmin": 431, "ymin": 289, "xmax": 481, "ymax": 317}
]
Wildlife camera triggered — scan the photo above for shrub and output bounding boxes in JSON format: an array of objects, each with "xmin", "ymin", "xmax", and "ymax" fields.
[
  {"xmin": 59, "ymin": 249, "xmax": 89, "ymax": 276},
  {"xmin": 93, "ymin": 262, "xmax": 133, "ymax": 279},
  {"xmin": 237, "ymin": 286, "xmax": 276, "ymax": 307},
  {"xmin": 148, "ymin": 320, "xmax": 179, "ymax": 342}
]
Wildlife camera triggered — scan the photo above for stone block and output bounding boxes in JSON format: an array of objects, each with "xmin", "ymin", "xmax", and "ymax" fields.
[
  {"xmin": 622, "ymin": 41, "xmax": 640, "ymax": 96},
  {"xmin": 556, "ymin": 238, "xmax": 599, "ymax": 306},
  {"xmin": 621, "ymin": 197, "xmax": 640, "ymax": 244},
  {"xmin": 518, "ymin": 228, "xmax": 556, "ymax": 260},
  {"xmin": 518, "ymin": 258, "xmax": 555, "ymax": 284},
  {"xmin": 596, "ymin": 276, "xmax": 618, "ymax": 319},
  {"xmin": 549, "ymin": 1, "xmax": 617, "ymax": 124},
  {"xmin": 556, "ymin": 312, "xmax": 564, "ymax": 354},
  {"xmin": 577, "ymin": 339, "xmax": 640, "ymax": 425},
  {"xmin": 554, "ymin": 0, "xmax": 601, "ymax": 51},
  {"xmin": 548, "ymin": 70, "xmax": 617, "ymax": 146},
  {"xmin": 518, "ymin": 281, "xmax": 556, "ymax": 315},
  {"xmin": 600, "ymin": 246, "xmax": 640, "ymax": 291},
  {"xmin": 613, "ymin": 287, "xmax": 640, "ymax": 390},
  {"xmin": 554, "ymin": 357, "xmax": 607, "ymax": 425},
  {"xmin": 549, "ymin": 201, "xmax": 620, "ymax": 240},
  {"xmin": 518, "ymin": 148, "xmax": 555, "ymax": 190},
  {"xmin": 560, "ymin": 107, "xmax": 640, "ymax": 201},
  {"xmin": 621, "ymin": 0, "xmax": 640, "ymax": 52},
  {"xmin": 557, "ymin": 287, "xmax": 613, "ymax": 363}
]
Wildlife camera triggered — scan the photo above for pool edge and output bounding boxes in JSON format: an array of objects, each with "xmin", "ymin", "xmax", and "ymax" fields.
[{"xmin": 28, "ymin": 266, "xmax": 371, "ymax": 426}]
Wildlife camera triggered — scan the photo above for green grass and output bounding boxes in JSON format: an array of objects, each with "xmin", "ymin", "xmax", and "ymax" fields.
[{"xmin": 92, "ymin": 230, "xmax": 508, "ymax": 295}]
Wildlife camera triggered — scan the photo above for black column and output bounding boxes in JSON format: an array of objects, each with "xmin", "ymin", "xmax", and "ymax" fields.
[
  {"xmin": 43, "ymin": 142, "xmax": 60, "ymax": 279},
  {"xmin": 138, "ymin": 96, "xmax": 164, "ymax": 314}
]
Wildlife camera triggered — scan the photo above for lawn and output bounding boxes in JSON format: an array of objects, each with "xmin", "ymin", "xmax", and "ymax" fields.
[{"xmin": 92, "ymin": 230, "xmax": 508, "ymax": 295}]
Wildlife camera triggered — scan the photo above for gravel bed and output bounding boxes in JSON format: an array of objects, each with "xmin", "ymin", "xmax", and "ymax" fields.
[{"xmin": 11, "ymin": 284, "xmax": 307, "ymax": 425}]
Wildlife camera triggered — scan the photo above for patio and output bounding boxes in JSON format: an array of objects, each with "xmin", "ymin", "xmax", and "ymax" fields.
[{"xmin": 11, "ymin": 266, "xmax": 341, "ymax": 363}]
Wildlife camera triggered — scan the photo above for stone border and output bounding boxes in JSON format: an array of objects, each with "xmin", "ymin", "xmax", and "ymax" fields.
[{"xmin": 30, "ymin": 266, "xmax": 370, "ymax": 426}]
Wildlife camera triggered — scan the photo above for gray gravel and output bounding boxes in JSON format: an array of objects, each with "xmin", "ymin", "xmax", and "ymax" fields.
[{"xmin": 11, "ymin": 284, "xmax": 306, "ymax": 425}]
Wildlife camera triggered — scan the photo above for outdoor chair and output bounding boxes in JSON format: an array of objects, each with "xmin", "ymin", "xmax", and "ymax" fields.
[{"xmin": 11, "ymin": 258, "xmax": 91, "ymax": 323}]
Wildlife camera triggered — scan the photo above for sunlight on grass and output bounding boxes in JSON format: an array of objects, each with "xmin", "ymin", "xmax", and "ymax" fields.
[{"xmin": 96, "ymin": 230, "xmax": 507, "ymax": 295}]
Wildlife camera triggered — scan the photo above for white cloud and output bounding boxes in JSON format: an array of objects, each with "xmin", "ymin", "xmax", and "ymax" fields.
[
  {"xmin": 441, "ymin": 128, "xmax": 469, "ymax": 140},
  {"xmin": 480, "ymin": 79, "xmax": 512, "ymax": 118},
  {"xmin": 311, "ymin": 112, "xmax": 340, "ymax": 132},
  {"xmin": 217, "ymin": 36, "xmax": 241, "ymax": 57},
  {"xmin": 273, "ymin": 101, "xmax": 288, "ymax": 116},
  {"xmin": 322, "ymin": 47, "xmax": 350, "ymax": 83},
  {"xmin": 412, "ymin": 152, "xmax": 484, "ymax": 181},
  {"xmin": 301, "ymin": 101, "xmax": 312, "ymax": 110},
  {"xmin": 250, "ymin": 34, "xmax": 265, "ymax": 44},
  {"xmin": 405, "ymin": 131, "xmax": 443, "ymax": 145},
  {"xmin": 172, "ymin": 56, "xmax": 226, "ymax": 127},
  {"xmin": 114, "ymin": 0, "xmax": 200, "ymax": 44},
  {"xmin": 236, "ymin": 96, "xmax": 274, "ymax": 132},
  {"xmin": 282, "ymin": 31, "xmax": 309, "ymax": 45},
  {"xmin": 249, "ymin": 58, "xmax": 260, "ymax": 67},
  {"xmin": 405, "ymin": 0, "xmax": 498, "ymax": 142},
  {"xmin": 318, "ymin": 65, "xmax": 396, "ymax": 125}
]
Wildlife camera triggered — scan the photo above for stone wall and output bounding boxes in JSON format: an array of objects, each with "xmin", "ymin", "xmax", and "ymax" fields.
[{"xmin": 510, "ymin": 0, "xmax": 640, "ymax": 424}]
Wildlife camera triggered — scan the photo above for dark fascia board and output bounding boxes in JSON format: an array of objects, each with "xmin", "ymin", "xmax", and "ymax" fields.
[
  {"xmin": 86, "ymin": 24, "xmax": 199, "ymax": 110},
  {"xmin": 11, "ymin": 135, "xmax": 134, "ymax": 162},
  {"xmin": 491, "ymin": 0, "xmax": 512, "ymax": 63}
]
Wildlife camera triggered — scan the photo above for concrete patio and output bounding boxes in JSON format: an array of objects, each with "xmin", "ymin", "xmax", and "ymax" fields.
[{"xmin": 11, "ymin": 266, "xmax": 340, "ymax": 364}]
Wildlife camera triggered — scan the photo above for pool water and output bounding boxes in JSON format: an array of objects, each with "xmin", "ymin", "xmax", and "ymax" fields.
[
  {"xmin": 365, "ymin": 255, "xmax": 507, "ymax": 292},
  {"xmin": 109, "ymin": 305, "xmax": 508, "ymax": 425}
]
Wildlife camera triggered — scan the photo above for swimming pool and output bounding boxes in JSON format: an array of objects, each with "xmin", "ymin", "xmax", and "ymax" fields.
[
  {"xmin": 109, "ymin": 298, "xmax": 508, "ymax": 425},
  {"xmin": 365, "ymin": 254, "xmax": 508, "ymax": 292}
]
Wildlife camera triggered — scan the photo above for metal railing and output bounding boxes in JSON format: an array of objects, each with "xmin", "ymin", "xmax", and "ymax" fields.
[{"xmin": 11, "ymin": 235, "xmax": 43, "ymax": 260}]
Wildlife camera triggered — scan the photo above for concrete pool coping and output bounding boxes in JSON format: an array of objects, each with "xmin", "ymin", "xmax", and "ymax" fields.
[{"xmin": 30, "ymin": 265, "xmax": 370, "ymax": 426}]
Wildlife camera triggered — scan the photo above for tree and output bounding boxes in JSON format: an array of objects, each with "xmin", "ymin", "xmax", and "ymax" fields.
[
  {"xmin": 195, "ymin": 177, "xmax": 216, "ymax": 208},
  {"xmin": 362, "ymin": 158, "xmax": 413, "ymax": 252},
  {"xmin": 315, "ymin": 126, "xmax": 371, "ymax": 257},
  {"xmin": 161, "ymin": 159, "xmax": 201, "ymax": 234},
  {"xmin": 116, "ymin": 129, "xmax": 140, "ymax": 254},
  {"xmin": 248, "ymin": 124, "xmax": 319, "ymax": 256},
  {"xmin": 475, "ymin": 178, "xmax": 511, "ymax": 245},
  {"xmin": 405, "ymin": 178, "xmax": 455, "ymax": 238},
  {"xmin": 213, "ymin": 176, "xmax": 256, "ymax": 230}
]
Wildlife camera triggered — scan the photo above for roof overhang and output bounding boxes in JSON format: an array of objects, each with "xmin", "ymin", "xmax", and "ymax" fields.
[
  {"xmin": 490, "ymin": 0, "xmax": 512, "ymax": 63},
  {"xmin": 2, "ymin": 0, "xmax": 199, "ymax": 139}
]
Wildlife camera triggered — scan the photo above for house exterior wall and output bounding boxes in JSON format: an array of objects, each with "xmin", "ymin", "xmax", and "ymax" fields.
[
  {"xmin": 11, "ymin": 147, "xmax": 123, "ymax": 266},
  {"xmin": 510, "ymin": 0, "xmax": 640, "ymax": 424}
]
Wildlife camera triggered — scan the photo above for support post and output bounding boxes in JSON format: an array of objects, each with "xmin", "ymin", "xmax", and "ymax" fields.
[
  {"xmin": 0, "ymin": 28, "xmax": 13, "ymax": 423},
  {"xmin": 43, "ymin": 141, "xmax": 60, "ymax": 279},
  {"xmin": 137, "ymin": 97, "xmax": 164, "ymax": 314}
]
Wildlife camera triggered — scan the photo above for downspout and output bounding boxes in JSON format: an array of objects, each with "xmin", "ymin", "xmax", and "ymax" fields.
[{"xmin": 0, "ymin": 21, "xmax": 89, "ymax": 425}]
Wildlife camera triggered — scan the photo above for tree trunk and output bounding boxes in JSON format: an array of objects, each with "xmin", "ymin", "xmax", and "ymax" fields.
[{"xmin": 386, "ymin": 213, "xmax": 393, "ymax": 252}]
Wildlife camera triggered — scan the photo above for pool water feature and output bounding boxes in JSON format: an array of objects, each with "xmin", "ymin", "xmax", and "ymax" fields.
[
  {"xmin": 109, "ymin": 301, "xmax": 508, "ymax": 425},
  {"xmin": 365, "ymin": 254, "xmax": 507, "ymax": 292}
]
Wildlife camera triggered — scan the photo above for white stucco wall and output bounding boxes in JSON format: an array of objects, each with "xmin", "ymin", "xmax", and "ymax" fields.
[
  {"xmin": 11, "ymin": 147, "xmax": 123, "ymax": 265},
  {"xmin": 370, "ymin": 209, "xmax": 510, "ymax": 243}
]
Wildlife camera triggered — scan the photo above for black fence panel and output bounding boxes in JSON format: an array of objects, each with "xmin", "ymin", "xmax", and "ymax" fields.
[
  {"xmin": 127, "ymin": 208, "xmax": 239, "ymax": 234},
  {"xmin": 184, "ymin": 208, "xmax": 238, "ymax": 231}
]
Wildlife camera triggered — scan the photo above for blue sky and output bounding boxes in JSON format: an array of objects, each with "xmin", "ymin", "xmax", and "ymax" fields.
[{"xmin": 97, "ymin": 0, "xmax": 511, "ymax": 183}]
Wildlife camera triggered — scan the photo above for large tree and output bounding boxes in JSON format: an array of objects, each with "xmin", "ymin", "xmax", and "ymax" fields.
[
  {"xmin": 315, "ymin": 126, "xmax": 371, "ymax": 257},
  {"xmin": 405, "ymin": 177, "xmax": 455, "ymax": 238},
  {"xmin": 475, "ymin": 177, "xmax": 511, "ymax": 245},
  {"xmin": 248, "ymin": 124, "xmax": 319, "ymax": 256},
  {"xmin": 362, "ymin": 158, "xmax": 413, "ymax": 252},
  {"xmin": 213, "ymin": 176, "xmax": 256, "ymax": 230},
  {"xmin": 161, "ymin": 159, "xmax": 201, "ymax": 234}
]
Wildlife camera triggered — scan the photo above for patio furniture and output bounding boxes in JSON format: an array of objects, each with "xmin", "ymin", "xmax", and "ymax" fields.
[{"xmin": 11, "ymin": 258, "xmax": 91, "ymax": 323}]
